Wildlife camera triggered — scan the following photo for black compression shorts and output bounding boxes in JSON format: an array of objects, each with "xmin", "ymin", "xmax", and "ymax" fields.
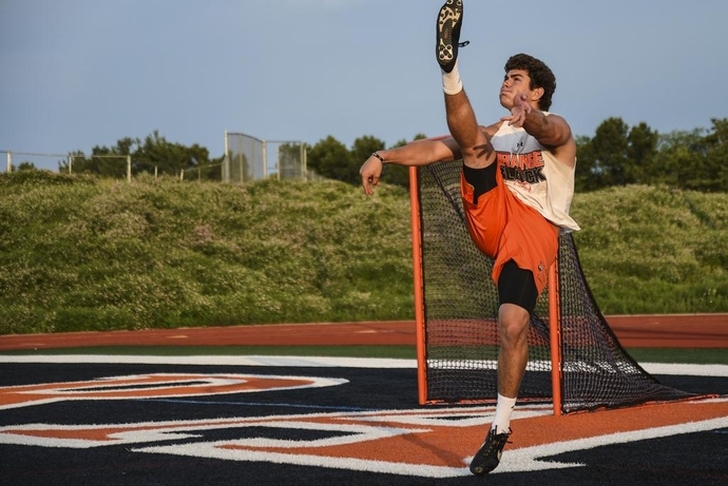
[
  {"xmin": 497, "ymin": 259, "xmax": 538, "ymax": 315},
  {"xmin": 462, "ymin": 163, "xmax": 497, "ymax": 203}
]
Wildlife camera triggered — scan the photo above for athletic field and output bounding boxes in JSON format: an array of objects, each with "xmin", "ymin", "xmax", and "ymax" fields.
[{"xmin": 1, "ymin": 320, "xmax": 727, "ymax": 485}]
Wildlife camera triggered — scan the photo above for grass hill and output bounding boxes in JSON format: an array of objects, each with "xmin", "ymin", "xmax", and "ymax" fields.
[{"xmin": 1, "ymin": 170, "xmax": 726, "ymax": 335}]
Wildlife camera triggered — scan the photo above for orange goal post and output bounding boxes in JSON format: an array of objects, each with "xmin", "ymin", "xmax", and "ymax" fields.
[{"xmin": 408, "ymin": 161, "xmax": 700, "ymax": 415}]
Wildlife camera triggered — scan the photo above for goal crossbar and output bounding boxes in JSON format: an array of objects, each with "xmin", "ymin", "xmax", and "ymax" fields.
[{"xmin": 409, "ymin": 162, "xmax": 707, "ymax": 414}]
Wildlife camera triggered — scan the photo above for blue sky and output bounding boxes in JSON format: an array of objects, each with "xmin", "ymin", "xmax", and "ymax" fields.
[{"xmin": 2, "ymin": 0, "xmax": 728, "ymax": 171}]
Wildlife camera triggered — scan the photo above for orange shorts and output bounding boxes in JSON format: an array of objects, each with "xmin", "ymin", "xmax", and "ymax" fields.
[{"xmin": 460, "ymin": 165, "xmax": 558, "ymax": 295}]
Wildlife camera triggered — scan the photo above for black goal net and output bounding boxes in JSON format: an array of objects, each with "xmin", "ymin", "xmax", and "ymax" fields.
[{"xmin": 414, "ymin": 161, "xmax": 697, "ymax": 413}]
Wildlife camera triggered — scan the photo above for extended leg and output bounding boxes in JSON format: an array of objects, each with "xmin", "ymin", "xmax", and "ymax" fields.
[{"xmin": 435, "ymin": 1, "xmax": 490, "ymax": 169}]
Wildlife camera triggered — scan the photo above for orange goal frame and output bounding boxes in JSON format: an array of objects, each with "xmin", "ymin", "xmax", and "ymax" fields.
[{"xmin": 409, "ymin": 166, "xmax": 564, "ymax": 415}]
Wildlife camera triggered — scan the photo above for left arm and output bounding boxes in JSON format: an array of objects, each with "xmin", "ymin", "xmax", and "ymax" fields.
[
  {"xmin": 502, "ymin": 93, "xmax": 576, "ymax": 167},
  {"xmin": 522, "ymin": 110, "xmax": 571, "ymax": 148}
]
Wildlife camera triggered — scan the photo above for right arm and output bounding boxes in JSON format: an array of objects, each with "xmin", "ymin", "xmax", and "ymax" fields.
[{"xmin": 359, "ymin": 136, "xmax": 462, "ymax": 196}]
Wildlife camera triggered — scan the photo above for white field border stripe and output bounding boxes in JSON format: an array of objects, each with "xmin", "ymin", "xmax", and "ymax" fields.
[
  {"xmin": 491, "ymin": 416, "xmax": 728, "ymax": 474},
  {"xmin": 0, "ymin": 355, "xmax": 415, "ymax": 369},
  {"xmin": 0, "ymin": 354, "xmax": 726, "ymax": 377}
]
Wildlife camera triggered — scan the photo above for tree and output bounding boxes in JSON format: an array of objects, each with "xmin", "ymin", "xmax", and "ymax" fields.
[
  {"xmin": 135, "ymin": 131, "xmax": 193, "ymax": 176},
  {"xmin": 307, "ymin": 136, "xmax": 354, "ymax": 182},
  {"xmin": 590, "ymin": 117, "xmax": 630, "ymax": 187},
  {"xmin": 626, "ymin": 122, "xmax": 659, "ymax": 184},
  {"xmin": 349, "ymin": 135, "xmax": 386, "ymax": 185},
  {"xmin": 16, "ymin": 162, "xmax": 37, "ymax": 171},
  {"xmin": 661, "ymin": 119, "xmax": 728, "ymax": 192},
  {"xmin": 702, "ymin": 117, "xmax": 728, "ymax": 191},
  {"xmin": 574, "ymin": 135, "xmax": 598, "ymax": 192},
  {"xmin": 576, "ymin": 119, "xmax": 658, "ymax": 190},
  {"xmin": 656, "ymin": 129, "xmax": 707, "ymax": 190},
  {"xmin": 61, "ymin": 131, "xmax": 218, "ymax": 180},
  {"xmin": 37, "ymin": 116, "xmax": 728, "ymax": 190},
  {"xmin": 350, "ymin": 135, "xmax": 386, "ymax": 163},
  {"xmin": 60, "ymin": 148, "xmax": 126, "ymax": 177}
]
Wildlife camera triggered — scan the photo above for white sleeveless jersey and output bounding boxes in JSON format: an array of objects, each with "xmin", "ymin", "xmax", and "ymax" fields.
[{"xmin": 490, "ymin": 117, "xmax": 581, "ymax": 232}]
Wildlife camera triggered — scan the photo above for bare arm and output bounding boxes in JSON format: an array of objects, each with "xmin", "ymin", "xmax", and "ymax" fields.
[
  {"xmin": 359, "ymin": 137, "xmax": 462, "ymax": 195},
  {"xmin": 501, "ymin": 93, "xmax": 576, "ymax": 167},
  {"xmin": 525, "ymin": 111, "xmax": 576, "ymax": 168}
]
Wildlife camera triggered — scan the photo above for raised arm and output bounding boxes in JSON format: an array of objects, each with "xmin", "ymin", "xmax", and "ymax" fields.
[{"xmin": 501, "ymin": 93, "xmax": 576, "ymax": 167}]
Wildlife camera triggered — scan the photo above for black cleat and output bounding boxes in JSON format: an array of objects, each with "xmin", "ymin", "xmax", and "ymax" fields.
[
  {"xmin": 436, "ymin": 0, "xmax": 468, "ymax": 73},
  {"xmin": 469, "ymin": 428, "xmax": 512, "ymax": 475}
]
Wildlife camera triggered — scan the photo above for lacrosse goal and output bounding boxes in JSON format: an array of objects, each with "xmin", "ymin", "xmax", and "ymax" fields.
[{"xmin": 410, "ymin": 160, "xmax": 702, "ymax": 415}]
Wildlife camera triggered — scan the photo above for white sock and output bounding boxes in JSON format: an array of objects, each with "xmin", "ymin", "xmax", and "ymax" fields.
[
  {"xmin": 491, "ymin": 394, "xmax": 517, "ymax": 434},
  {"xmin": 441, "ymin": 60, "xmax": 463, "ymax": 95}
]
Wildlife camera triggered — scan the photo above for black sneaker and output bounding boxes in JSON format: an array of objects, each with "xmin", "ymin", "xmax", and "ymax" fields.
[
  {"xmin": 469, "ymin": 428, "xmax": 512, "ymax": 475},
  {"xmin": 436, "ymin": 0, "xmax": 469, "ymax": 73}
]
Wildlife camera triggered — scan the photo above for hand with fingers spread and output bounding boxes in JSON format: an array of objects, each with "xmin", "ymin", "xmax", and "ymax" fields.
[{"xmin": 501, "ymin": 92, "xmax": 532, "ymax": 128}]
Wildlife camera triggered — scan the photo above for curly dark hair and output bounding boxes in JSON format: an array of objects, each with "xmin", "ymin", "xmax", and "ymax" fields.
[{"xmin": 504, "ymin": 53, "xmax": 556, "ymax": 111}]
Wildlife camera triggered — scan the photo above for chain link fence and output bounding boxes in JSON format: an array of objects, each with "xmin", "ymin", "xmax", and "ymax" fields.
[
  {"xmin": 3, "ymin": 133, "xmax": 311, "ymax": 184},
  {"xmin": 1, "ymin": 151, "xmax": 142, "ymax": 182},
  {"xmin": 1, "ymin": 151, "xmax": 72, "ymax": 174},
  {"xmin": 223, "ymin": 131, "xmax": 315, "ymax": 183},
  {"xmin": 1, "ymin": 151, "xmax": 225, "ymax": 182}
]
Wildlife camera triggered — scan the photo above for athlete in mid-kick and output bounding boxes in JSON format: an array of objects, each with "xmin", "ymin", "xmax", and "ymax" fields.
[{"xmin": 359, "ymin": 0, "xmax": 579, "ymax": 474}]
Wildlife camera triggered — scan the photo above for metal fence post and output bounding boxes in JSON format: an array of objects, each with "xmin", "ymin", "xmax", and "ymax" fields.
[
  {"xmin": 301, "ymin": 144, "xmax": 307, "ymax": 180},
  {"xmin": 262, "ymin": 141, "xmax": 268, "ymax": 179},
  {"xmin": 223, "ymin": 130, "xmax": 230, "ymax": 183}
]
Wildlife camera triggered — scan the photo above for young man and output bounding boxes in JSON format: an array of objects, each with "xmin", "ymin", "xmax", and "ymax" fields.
[{"xmin": 359, "ymin": 0, "xmax": 580, "ymax": 476}]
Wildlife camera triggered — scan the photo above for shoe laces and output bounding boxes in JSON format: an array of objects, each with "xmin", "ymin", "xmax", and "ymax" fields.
[{"xmin": 483, "ymin": 428, "xmax": 512, "ymax": 450}]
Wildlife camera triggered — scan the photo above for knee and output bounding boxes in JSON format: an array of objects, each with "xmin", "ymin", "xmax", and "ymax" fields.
[{"xmin": 498, "ymin": 304, "xmax": 530, "ymax": 344}]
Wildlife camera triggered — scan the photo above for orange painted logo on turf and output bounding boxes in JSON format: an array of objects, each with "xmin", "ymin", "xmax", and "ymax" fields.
[
  {"xmin": 1, "ymin": 374, "xmax": 726, "ymax": 478},
  {"xmin": 0, "ymin": 373, "xmax": 347, "ymax": 410}
]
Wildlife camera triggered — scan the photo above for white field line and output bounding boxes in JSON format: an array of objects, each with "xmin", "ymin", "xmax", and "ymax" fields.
[{"xmin": 0, "ymin": 354, "xmax": 726, "ymax": 377}]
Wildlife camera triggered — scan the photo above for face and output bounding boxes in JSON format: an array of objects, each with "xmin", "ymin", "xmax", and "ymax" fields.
[{"xmin": 499, "ymin": 69, "xmax": 536, "ymax": 109}]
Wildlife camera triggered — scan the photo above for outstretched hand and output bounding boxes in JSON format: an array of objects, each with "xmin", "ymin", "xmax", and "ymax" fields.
[
  {"xmin": 360, "ymin": 155, "xmax": 384, "ymax": 196},
  {"xmin": 501, "ymin": 92, "xmax": 532, "ymax": 128}
]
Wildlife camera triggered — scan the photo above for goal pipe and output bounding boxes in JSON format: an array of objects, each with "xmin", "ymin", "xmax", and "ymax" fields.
[{"xmin": 409, "ymin": 163, "xmax": 563, "ymax": 414}]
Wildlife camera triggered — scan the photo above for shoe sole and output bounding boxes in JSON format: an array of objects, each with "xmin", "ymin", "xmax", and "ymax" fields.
[{"xmin": 436, "ymin": 0, "xmax": 462, "ymax": 67}]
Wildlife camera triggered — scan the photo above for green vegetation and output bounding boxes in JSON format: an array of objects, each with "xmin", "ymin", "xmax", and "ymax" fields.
[
  {"xmin": 0, "ymin": 171, "xmax": 413, "ymax": 334},
  {"xmin": 571, "ymin": 185, "xmax": 728, "ymax": 314},
  {"xmin": 1, "ymin": 170, "xmax": 727, "ymax": 335}
]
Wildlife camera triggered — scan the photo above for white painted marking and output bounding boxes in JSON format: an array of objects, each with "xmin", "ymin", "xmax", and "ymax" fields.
[{"xmin": 0, "ymin": 354, "xmax": 726, "ymax": 377}]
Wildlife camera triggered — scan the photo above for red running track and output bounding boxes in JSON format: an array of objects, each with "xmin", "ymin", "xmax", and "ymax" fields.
[{"xmin": 0, "ymin": 314, "xmax": 726, "ymax": 351}]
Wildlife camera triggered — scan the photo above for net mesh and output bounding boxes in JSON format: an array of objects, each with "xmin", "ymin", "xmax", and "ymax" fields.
[{"xmin": 416, "ymin": 160, "xmax": 696, "ymax": 413}]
